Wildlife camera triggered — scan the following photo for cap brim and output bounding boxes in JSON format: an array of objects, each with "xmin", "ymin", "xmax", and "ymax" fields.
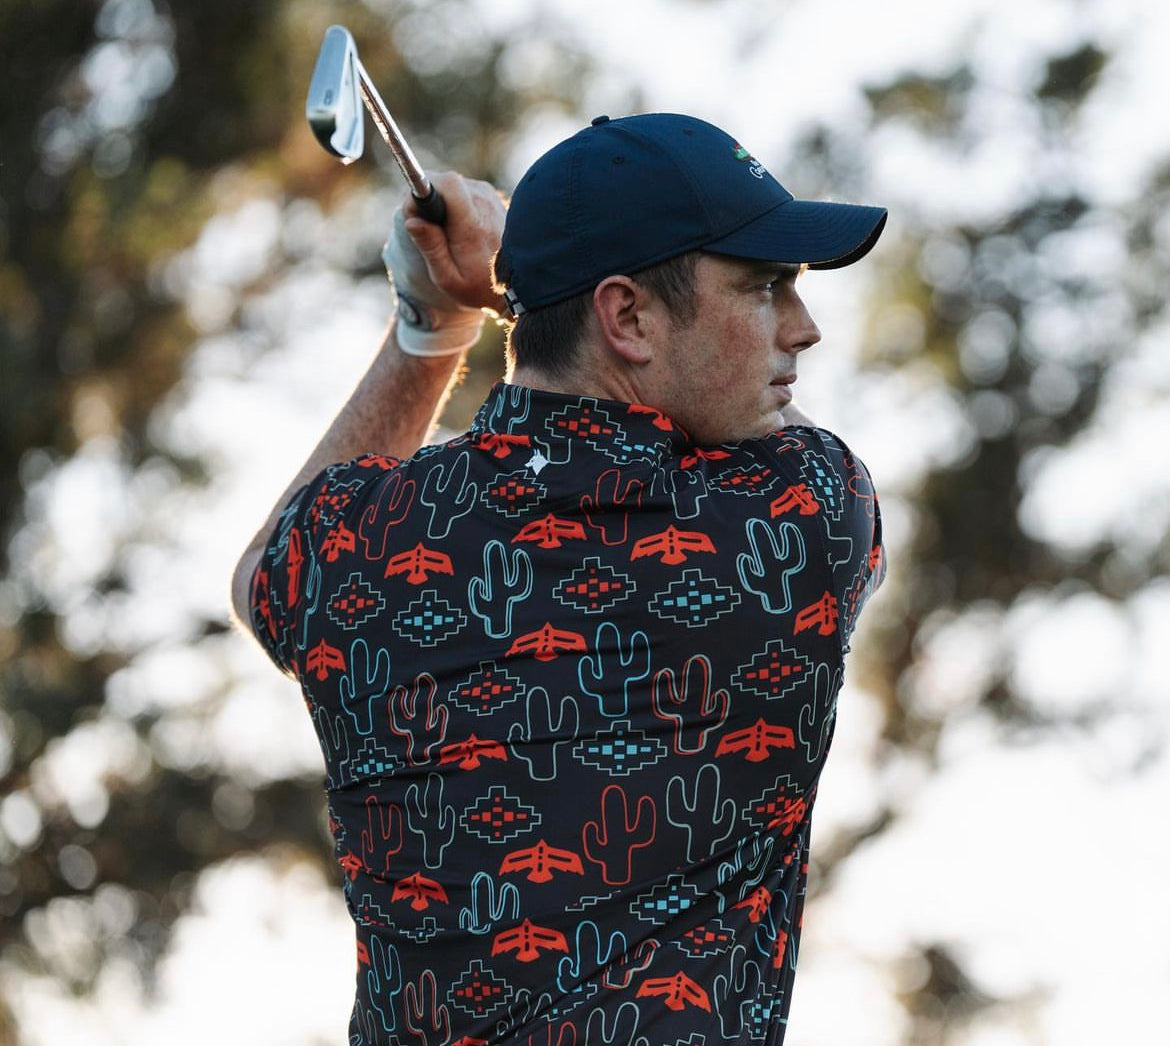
[{"xmin": 703, "ymin": 199, "xmax": 888, "ymax": 270}]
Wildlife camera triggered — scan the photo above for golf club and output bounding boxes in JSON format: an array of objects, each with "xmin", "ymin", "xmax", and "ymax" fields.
[{"xmin": 306, "ymin": 24, "xmax": 446, "ymax": 225}]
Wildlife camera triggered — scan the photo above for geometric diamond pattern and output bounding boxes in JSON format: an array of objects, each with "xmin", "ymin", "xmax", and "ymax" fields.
[
  {"xmin": 573, "ymin": 719, "xmax": 667, "ymax": 777},
  {"xmin": 630, "ymin": 873, "xmax": 702, "ymax": 925},
  {"xmin": 743, "ymin": 994, "xmax": 773, "ymax": 1041},
  {"xmin": 352, "ymin": 892, "xmax": 394, "ymax": 930},
  {"xmin": 391, "ymin": 589, "xmax": 467, "ymax": 647},
  {"xmin": 731, "ymin": 640, "xmax": 812, "ymax": 701},
  {"xmin": 448, "ymin": 661, "xmax": 526, "ymax": 717},
  {"xmin": 600, "ymin": 435, "xmax": 663, "ymax": 465},
  {"xmin": 326, "ymin": 572, "xmax": 386, "ymax": 631},
  {"xmin": 309, "ymin": 476, "xmax": 362, "ymax": 528},
  {"xmin": 481, "ymin": 470, "xmax": 547, "ymax": 519},
  {"xmin": 675, "ymin": 919, "xmax": 735, "ymax": 958},
  {"xmin": 648, "ymin": 568, "xmax": 741, "ymax": 628},
  {"xmin": 400, "ymin": 916, "xmax": 441, "ymax": 943},
  {"xmin": 545, "ymin": 978, "xmax": 601, "ymax": 1020},
  {"xmin": 745, "ymin": 773, "xmax": 807, "ymax": 836},
  {"xmin": 347, "ymin": 735, "xmax": 400, "ymax": 780},
  {"xmin": 800, "ymin": 450, "xmax": 844, "ymax": 521},
  {"xmin": 711, "ymin": 465, "xmax": 777, "ymax": 496},
  {"xmin": 553, "ymin": 556, "xmax": 635, "ymax": 614},
  {"xmin": 448, "ymin": 958, "xmax": 513, "ymax": 1018},
  {"xmin": 546, "ymin": 401, "xmax": 622, "ymax": 444},
  {"xmin": 461, "ymin": 785, "xmax": 541, "ymax": 843}
]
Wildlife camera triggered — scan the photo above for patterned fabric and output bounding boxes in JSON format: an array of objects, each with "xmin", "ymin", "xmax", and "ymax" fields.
[{"xmin": 250, "ymin": 382, "xmax": 884, "ymax": 1046}]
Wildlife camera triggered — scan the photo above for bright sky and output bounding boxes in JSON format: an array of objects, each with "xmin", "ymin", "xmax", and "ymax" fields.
[{"xmin": 5, "ymin": 0, "xmax": 1169, "ymax": 1043}]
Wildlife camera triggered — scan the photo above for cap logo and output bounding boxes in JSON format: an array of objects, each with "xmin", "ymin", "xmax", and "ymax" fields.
[{"xmin": 732, "ymin": 142, "xmax": 767, "ymax": 180}]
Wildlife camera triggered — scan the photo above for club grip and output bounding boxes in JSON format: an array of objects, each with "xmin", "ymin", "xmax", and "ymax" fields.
[{"xmin": 412, "ymin": 184, "xmax": 447, "ymax": 226}]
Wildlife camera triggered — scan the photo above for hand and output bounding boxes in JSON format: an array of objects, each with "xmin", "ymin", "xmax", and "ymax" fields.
[{"xmin": 402, "ymin": 171, "xmax": 507, "ymax": 314}]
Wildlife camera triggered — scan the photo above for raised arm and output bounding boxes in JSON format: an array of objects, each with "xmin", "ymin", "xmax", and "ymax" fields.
[{"xmin": 229, "ymin": 171, "xmax": 506, "ymax": 630}]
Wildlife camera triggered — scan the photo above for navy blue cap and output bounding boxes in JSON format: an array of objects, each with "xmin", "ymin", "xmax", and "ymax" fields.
[{"xmin": 498, "ymin": 113, "xmax": 887, "ymax": 315}]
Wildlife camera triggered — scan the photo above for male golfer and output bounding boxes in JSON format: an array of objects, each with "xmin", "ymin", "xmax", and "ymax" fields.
[{"xmin": 232, "ymin": 113, "xmax": 887, "ymax": 1046}]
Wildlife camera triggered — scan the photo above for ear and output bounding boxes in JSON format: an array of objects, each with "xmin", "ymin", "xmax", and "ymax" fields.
[{"xmin": 591, "ymin": 275, "xmax": 662, "ymax": 366}]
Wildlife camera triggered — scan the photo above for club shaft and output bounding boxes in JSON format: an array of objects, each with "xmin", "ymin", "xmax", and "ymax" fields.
[{"xmin": 355, "ymin": 59, "xmax": 431, "ymax": 199}]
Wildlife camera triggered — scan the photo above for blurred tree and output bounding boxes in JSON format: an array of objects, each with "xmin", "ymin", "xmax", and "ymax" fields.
[
  {"xmin": 2, "ymin": 2, "xmax": 1166, "ymax": 1043},
  {"xmin": 790, "ymin": 36, "xmax": 1169, "ymax": 1045},
  {"xmin": 0, "ymin": 0, "xmax": 589, "ymax": 1034}
]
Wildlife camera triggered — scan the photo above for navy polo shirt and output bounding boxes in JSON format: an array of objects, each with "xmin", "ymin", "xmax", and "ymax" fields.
[{"xmin": 250, "ymin": 382, "xmax": 884, "ymax": 1046}]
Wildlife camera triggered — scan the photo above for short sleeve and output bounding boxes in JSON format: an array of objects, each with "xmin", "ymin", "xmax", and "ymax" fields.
[
  {"xmin": 248, "ymin": 453, "xmax": 400, "ymax": 676},
  {"xmin": 758, "ymin": 425, "xmax": 885, "ymax": 651}
]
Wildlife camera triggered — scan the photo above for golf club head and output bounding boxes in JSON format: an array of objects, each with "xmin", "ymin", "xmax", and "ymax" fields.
[{"xmin": 306, "ymin": 25, "xmax": 364, "ymax": 163}]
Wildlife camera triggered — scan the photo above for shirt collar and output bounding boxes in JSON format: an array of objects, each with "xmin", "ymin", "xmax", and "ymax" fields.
[{"xmin": 471, "ymin": 382, "xmax": 690, "ymax": 463}]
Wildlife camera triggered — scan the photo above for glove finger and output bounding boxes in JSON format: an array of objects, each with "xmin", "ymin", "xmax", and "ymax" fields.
[{"xmin": 404, "ymin": 216, "xmax": 461, "ymax": 286}]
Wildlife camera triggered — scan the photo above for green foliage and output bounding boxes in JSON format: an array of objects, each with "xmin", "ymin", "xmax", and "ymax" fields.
[
  {"xmin": 1, "ymin": 2, "xmax": 1164, "ymax": 1041},
  {"xmin": 1037, "ymin": 43, "xmax": 1109, "ymax": 104},
  {"xmin": 0, "ymin": 0, "xmax": 591, "ymax": 1023},
  {"xmin": 864, "ymin": 67, "xmax": 976, "ymax": 136}
]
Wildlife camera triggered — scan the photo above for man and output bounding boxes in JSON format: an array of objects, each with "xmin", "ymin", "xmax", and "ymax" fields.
[{"xmin": 232, "ymin": 113, "xmax": 887, "ymax": 1046}]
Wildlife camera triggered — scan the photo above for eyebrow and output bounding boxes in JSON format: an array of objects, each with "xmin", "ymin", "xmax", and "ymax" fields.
[{"xmin": 738, "ymin": 260, "xmax": 806, "ymax": 283}]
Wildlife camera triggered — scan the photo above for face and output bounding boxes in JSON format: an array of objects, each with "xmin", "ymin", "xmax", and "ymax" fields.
[{"xmin": 649, "ymin": 254, "xmax": 822, "ymax": 444}]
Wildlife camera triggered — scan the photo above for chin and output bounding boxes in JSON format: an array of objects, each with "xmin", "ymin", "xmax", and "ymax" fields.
[
  {"xmin": 690, "ymin": 406, "xmax": 783, "ymax": 445},
  {"xmin": 707, "ymin": 416, "xmax": 781, "ymax": 444},
  {"xmin": 758, "ymin": 409, "xmax": 787, "ymax": 437}
]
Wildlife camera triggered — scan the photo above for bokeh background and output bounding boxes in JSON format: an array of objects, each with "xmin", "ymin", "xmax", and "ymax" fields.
[{"xmin": 2, "ymin": 0, "xmax": 1168, "ymax": 1043}]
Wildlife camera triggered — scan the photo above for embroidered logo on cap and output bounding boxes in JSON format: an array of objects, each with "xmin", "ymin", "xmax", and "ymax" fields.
[{"xmin": 732, "ymin": 143, "xmax": 767, "ymax": 180}]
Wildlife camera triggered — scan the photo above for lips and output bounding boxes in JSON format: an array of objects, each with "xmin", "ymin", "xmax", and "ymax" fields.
[{"xmin": 770, "ymin": 375, "xmax": 796, "ymax": 385}]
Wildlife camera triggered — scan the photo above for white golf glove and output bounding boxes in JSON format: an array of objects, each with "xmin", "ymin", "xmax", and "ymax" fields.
[{"xmin": 381, "ymin": 207, "xmax": 485, "ymax": 357}]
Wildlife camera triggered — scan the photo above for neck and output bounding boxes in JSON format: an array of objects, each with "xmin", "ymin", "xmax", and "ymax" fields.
[{"xmin": 507, "ymin": 359, "xmax": 645, "ymax": 407}]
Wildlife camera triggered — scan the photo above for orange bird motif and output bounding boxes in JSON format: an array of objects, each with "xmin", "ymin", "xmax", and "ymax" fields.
[
  {"xmin": 627, "ymin": 403, "xmax": 677, "ymax": 431},
  {"xmin": 635, "ymin": 971, "xmax": 711, "ymax": 1012},
  {"xmin": 795, "ymin": 591, "xmax": 839, "ymax": 636},
  {"xmin": 734, "ymin": 886, "xmax": 772, "ymax": 923},
  {"xmin": 715, "ymin": 718, "xmax": 796, "ymax": 762},
  {"xmin": 473, "ymin": 432, "xmax": 533, "ymax": 459},
  {"xmin": 438, "ymin": 733, "xmax": 508, "ymax": 770},
  {"xmin": 305, "ymin": 637, "xmax": 346, "ymax": 682},
  {"xmin": 252, "ymin": 569, "xmax": 275, "ymax": 638},
  {"xmin": 358, "ymin": 454, "xmax": 400, "ymax": 470},
  {"xmin": 769, "ymin": 483, "xmax": 820, "ymax": 517},
  {"xmin": 491, "ymin": 918, "xmax": 570, "ymax": 962},
  {"xmin": 321, "ymin": 519, "xmax": 357, "ymax": 562},
  {"xmin": 392, "ymin": 872, "xmax": 449, "ymax": 911},
  {"xmin": 384, "ymin": 542, "xmax": 455, "ymax": 584},
  {"xmin": 499, "ymin": 839, "xmax": 585, "ymax": 883},
  {"xmin": 630, "ymin": 526, "xmax": 717, "ymax": 565},
  {"xmin": 512, "ymin": 513, "xmax": 588, "ymax": 549},
  {"xmin": 287, "ymin": 527, "xmax": 304, "ymax": 607},
  {"xmin": 506, "ymin": 623, "xmax": 588, "ymax": 662},
  {"xmin": 679, "ymin": 447, "xmax": 731, "ymax": 470},
  {"xmin": 773, "ymin": 928, "xmax": 789, "ymax": 969}
]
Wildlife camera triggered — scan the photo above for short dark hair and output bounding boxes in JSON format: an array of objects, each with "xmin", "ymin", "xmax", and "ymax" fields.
[{"xmin": 494, "ymin": 251, "xmax": 701, "ymax": 378}]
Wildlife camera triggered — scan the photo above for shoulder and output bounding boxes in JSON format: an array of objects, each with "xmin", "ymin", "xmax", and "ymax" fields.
[{"xmin": 757, "ymin": 426, "xmax": 878, "ymax": 492}]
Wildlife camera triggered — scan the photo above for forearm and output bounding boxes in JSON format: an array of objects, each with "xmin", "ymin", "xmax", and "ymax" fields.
[
  {"xmin": 230, "ymin": 317, "xmax": 464, "ymax": 626},
  {"xmin": 231, "ymin": 171, "xmax": 506, "ymax": 632},
  {"xmin": 303, "ymin": 317, "xmax": 465, "ymax": 466}
]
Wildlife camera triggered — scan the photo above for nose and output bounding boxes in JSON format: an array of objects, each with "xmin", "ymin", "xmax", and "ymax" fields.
[{"xmin": 783, "ymin": 290, "xmax": 821, "ymax": 354}]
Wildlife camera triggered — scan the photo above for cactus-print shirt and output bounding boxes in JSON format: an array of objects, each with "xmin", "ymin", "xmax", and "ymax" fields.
[{"xmin": 250, "ymin": 382, "xmax": 884, "ymax": 1046}]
